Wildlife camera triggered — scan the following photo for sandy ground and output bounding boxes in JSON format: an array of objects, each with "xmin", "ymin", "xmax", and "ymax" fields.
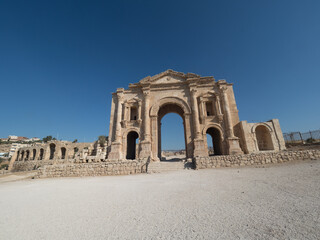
[{"xmin": 0, "ymin": 160, "xmax": 320, "ymax": 240}]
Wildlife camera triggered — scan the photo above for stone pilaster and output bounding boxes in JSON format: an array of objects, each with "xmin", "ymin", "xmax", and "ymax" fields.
[
  {"xmin": 220, "ymin": 86, "xmax": 243, "ymax": 155},
  {"xmin": 190, "ymin": 88, "xmax": 206, "ymax": 157},
  {"xmin": 190, "ymin": 89, "xmax": 201, "ymax": 139},
  {"xmin": 215, "ymin": 95, "xmax": 223, "ymax": 122},
  {"xmin": 108, "ymin": 88, "xmax": 124, "ymax": 160},
  {"xmin": 138, "ymin": 101, "xmax": 142, "ymax": 121},
  {"xmin": 139, "ymin": 88, "xmax": 152, "ymax": 159}
]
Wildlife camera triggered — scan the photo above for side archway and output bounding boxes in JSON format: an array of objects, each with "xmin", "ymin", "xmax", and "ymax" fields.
[
  {"xmin": 205, "ymin": 126, "xmax": 223, "ymax": 155},
  {"xmin": 126, "ymin": 131, "xmax": 139, "ymax": 159},
  {"xmin": 254, "ymin": 125, "xmax": 274, "ymax": 151}
]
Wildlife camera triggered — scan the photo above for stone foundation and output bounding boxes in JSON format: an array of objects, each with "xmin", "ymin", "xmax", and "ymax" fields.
[
  {"xmin": 11, "ymin": 160, "xmax": 74, "ymax": 172},
  {"xmin": 194, "ymin": 150, "xmax": 320, "ymax": 169},
  {"xmin": 36, "ymin": 160, "xmax": 147, "ymax": 178},
  {"xmin": 9, "ymin": 150, "xmax": 320, "ymax": 179}
]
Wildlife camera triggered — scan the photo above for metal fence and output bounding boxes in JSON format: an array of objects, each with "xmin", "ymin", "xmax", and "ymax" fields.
[{"xmin": 283, "ymin": 130, "xmax": 320, "ymax": 144}]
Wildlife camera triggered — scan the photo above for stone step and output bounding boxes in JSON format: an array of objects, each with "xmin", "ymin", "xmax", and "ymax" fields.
[{"xmin": 147, "ymin": 161, "xmax": 193, "ymax": 173}]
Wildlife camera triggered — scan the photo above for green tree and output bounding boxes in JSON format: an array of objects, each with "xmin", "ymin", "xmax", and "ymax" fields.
[
  {"xmin": 72, "ymin": 139, "xmax": 78, "ymax": 143},
  {"xmin": 98, "ymin": 135, "xmax": 107, "ymax": 147},
  {"xmin": 42, "ymin": 136, "xmax": 53, "ymax": 142}
]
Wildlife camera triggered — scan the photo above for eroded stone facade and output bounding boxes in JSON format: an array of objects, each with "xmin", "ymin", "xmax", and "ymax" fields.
[
  {"xmin": 9, "ymin": 140, "xmax": 107, "ymax": 171},
  {"xmin": 108, "ymin": 70, "xmax": 286, "ymax": 161},
  {"xmin": 9, "ymin": 70, "xmax": 288, "ymax": 176}
]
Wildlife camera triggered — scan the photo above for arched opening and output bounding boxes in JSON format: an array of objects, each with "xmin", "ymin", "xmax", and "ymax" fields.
[
  {"xmin": 61, "ymin": 147, "xmax": 66, "ymax": 159},
  {"xmin": 255, "ymin": 125, "xmax": 274, "ymax": 151},
  {"xmin": 32, "ymin": 149, "xmax": 36, "ymax": 160},
  {"xmin": 21, "ymin": 151, "xmax": 24, "ymax": 161},
  {"xmin": 206, "ymin": 127, "xmax": 222, "ymax": 155},
  {"xmin": 39, "ymin": 148, "xmax": 44, "ymax": 160},
  {"xmin": 158, "ymin": 103, "xmax": 186, "ymax": 161},
  {"xmin": 25, "ymin": 150, "xmax": 30, "ymax": 160},
  {"xmin": 126, "ymin": 131, "xmax": 139, "ymax": 159},
  {"xmin": 73, "ymin": 147, "xmax": 79, "ymax": 158},
  {"xmin": 206, "ymin": 133, "xmax": 214, "ymax": 155},
  {"xmin": 16, "ymin": 150, "xmax": 20, "ymax": 161},
  {"xmin": 49, "ymin": 144, "xmax": 56, "ymax": 160}
]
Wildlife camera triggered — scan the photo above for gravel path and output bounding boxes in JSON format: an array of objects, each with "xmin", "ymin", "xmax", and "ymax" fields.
[{"xmin": 0, "ymin": 160, "xmax": 320, "ymax": 239}]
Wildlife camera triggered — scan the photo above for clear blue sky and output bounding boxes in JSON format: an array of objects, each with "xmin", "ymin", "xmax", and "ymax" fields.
[{"xmin": 1, "ymin": 0, "xmax": 319, "ymax": 149}]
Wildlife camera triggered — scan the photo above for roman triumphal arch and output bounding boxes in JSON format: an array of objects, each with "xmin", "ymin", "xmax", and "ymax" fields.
[{"xmin": 107, "ymin": 70, "xmax": 286, "ymax": 161}]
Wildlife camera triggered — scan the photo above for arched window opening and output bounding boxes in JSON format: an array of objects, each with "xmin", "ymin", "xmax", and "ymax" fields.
[
  {"xmin": 39, "ymin": 149, "xmax": 44, "ymax": 160},
  {"xmin": 16, "ymin": 150, "xmax": 20, "ymax": 161},
  {"xmin": 25, "ymin": 150, "xmax": 30, "ymax": 161},
  {"xmin": 206, "ymin": 127, "xmax": 222, "ymax": 155},
  {"xmin": 32, "ymin": 149, "xmax": 36, "ymax": 160},
  {"xmin": 50, "ymin": 144, "xmax": 56, "ymax": 160},
  {"xmin": 126, "ymin": 131, "xmax": 139, "ymax": 159},
  {"xmin": 73, "ymin": 147, "xmax": 79, "ymax": 158},
  {"xmin": 21, "ymin": 151, "xmax": 24, "ymax": 161},
  {"xmin": 255, "ymin": 125, "xmax": 274, "ymax": 151},
  {"xmin": 61, "ymin": 147, "xmax": 66, "ymax": 159},
  {"xmin": 130, "ymin": 107, "xmax": 137, "ymax": 120}
]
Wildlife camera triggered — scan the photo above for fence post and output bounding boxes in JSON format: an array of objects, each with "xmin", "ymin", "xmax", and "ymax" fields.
[
  {"xmin": 309, "ymin": 131, "xmax": 313, "ymax": 140},
  {"xmin": 299, "ymin": 132, "xmax": 303, "ymax": 144}
]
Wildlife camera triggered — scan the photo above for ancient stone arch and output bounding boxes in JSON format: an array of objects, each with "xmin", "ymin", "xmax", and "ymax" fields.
[
  {"xmin": 254, "ymin": 125, "xmax": 274, "ymax": 151},
  {"xmin": 122, "ymin": 127, "xmax": 140, "ymax": 160},
  {"xmin": 251, "ymin": 123, "xmax": 273, "ymax": 133},
  {"xmin": 107, "ymin": 69, "xmax": 247, "ymax": 161}
]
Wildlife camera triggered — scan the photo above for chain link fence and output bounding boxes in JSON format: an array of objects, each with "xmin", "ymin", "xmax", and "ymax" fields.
[{"xmin": 283, "ymin": 130, "xmax": 320, "ymax": 144}]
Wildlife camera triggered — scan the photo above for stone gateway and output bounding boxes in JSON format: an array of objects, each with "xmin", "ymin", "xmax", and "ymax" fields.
[
  {"xmin": 107, "ymin": 70, "xmax": 286, "ymax": 161},
  {"xmin": 8, "ymin": 69, "xmax": 292, "ymax": 177}
]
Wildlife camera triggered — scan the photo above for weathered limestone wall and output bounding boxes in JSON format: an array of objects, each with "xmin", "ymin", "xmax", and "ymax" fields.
[
  {"xmin": 36, "ymin": 160, "xmax": 147, "ymax": 178},
  {"xmin": 194, "ymin": 150, "xmax": 320, "ymax": 169},
  {"xmin": 11, "ymin": 160, "xmax": 74, "ymax": 172}
]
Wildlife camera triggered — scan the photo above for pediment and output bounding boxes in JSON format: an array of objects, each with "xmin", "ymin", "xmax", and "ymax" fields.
[
  {"xmin": 151, "ymin": 75, "xmax": 185, "ymax": 84},
  {"xmin": 139, "ymin": 69, "xmax": 192, "ymax": 85}
]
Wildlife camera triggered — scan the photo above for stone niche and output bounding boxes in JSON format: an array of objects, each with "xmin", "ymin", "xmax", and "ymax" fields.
[{"xmin": 107, "ymin": 70, "xmax": 286, "ymax": 161}]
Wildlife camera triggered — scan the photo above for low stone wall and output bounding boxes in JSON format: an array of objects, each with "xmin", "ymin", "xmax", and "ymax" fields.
[
  {"xmin": 11, "ymin": 159, "xmax": 75, "ymax": 172},
  {"xmin": 36, "ymin": 160, "xmax": 147, "ymax": 178},
  {"xmin": 194, "ymin": 150, "xmax": 320, "ymax": 169}
]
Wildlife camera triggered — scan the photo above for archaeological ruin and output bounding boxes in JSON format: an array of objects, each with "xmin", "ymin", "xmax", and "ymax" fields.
[
  {"xmin": 107, "ymin": 69, "xmax": 286, "ymax": 161},
  {"xmin": 9, "ymin": 69, "xmax": 316, "ymax": 178}
]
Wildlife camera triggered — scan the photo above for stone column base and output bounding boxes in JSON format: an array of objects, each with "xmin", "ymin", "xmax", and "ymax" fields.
[
  {"xmin": 227, "ymin": 137, "xmax": 243, "ymax": 155},
  {"xmin": 108, "ymin": 142, "xmax": 122, "ymax": 160},
  {"xmin": 139, "ymin": 140, "xmax": 152, "ymax": 159},
  {"xmin": 193, "ymin": 138, "xmax": 207, "ymax": 157}
]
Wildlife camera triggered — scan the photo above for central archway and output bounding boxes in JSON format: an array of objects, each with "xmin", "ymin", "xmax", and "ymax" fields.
[
  {"xmin": 157, "ymin": 103, "xmax": 187, "ymax": 161},
  {"xmin": 150, "ymin": 97, "xmax": 193, "ymax": 160}
]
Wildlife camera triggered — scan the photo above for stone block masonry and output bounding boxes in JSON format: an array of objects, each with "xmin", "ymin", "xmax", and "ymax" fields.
[
  {"xmin": 194, "ymin": 150, "xmax": 320, "ymax": 169},
  {"xmin": 36, "ymin": 160, "xmax": 147, "ymax": 178}
]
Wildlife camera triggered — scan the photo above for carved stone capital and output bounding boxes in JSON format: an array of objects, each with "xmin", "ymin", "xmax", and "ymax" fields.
[
  {"xmin": 143, "ymin": 90, "xmax": 150, "ymax": 98},
  {"xmin": 220, "ymin": 86, "xmax": 228, "ymax": 93},
  {"xmin": 218, "ymin": 114, "xmax": 224, "ymax": 122}
]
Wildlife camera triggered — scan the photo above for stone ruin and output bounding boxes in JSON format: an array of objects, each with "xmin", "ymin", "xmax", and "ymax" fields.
[
  {"xmin": 8, "ymin": 70, "xmax": 297, "ymax": 177},
  {"xmin": 107, "ymin": 69, "xmax": 286, "ymax": 161}
]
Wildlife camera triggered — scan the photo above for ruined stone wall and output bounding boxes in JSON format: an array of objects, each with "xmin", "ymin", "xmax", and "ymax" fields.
[
  {"xmin": 36, "ymin": 160, "xmax": 147, "ymax": 178},
  {"xmin": 194, "ymin": 150, "xmax": 320, "ymax": 169},
  {"xmin": 11, "ymin": 159, "xmax": 75, "ymax": 172}
]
